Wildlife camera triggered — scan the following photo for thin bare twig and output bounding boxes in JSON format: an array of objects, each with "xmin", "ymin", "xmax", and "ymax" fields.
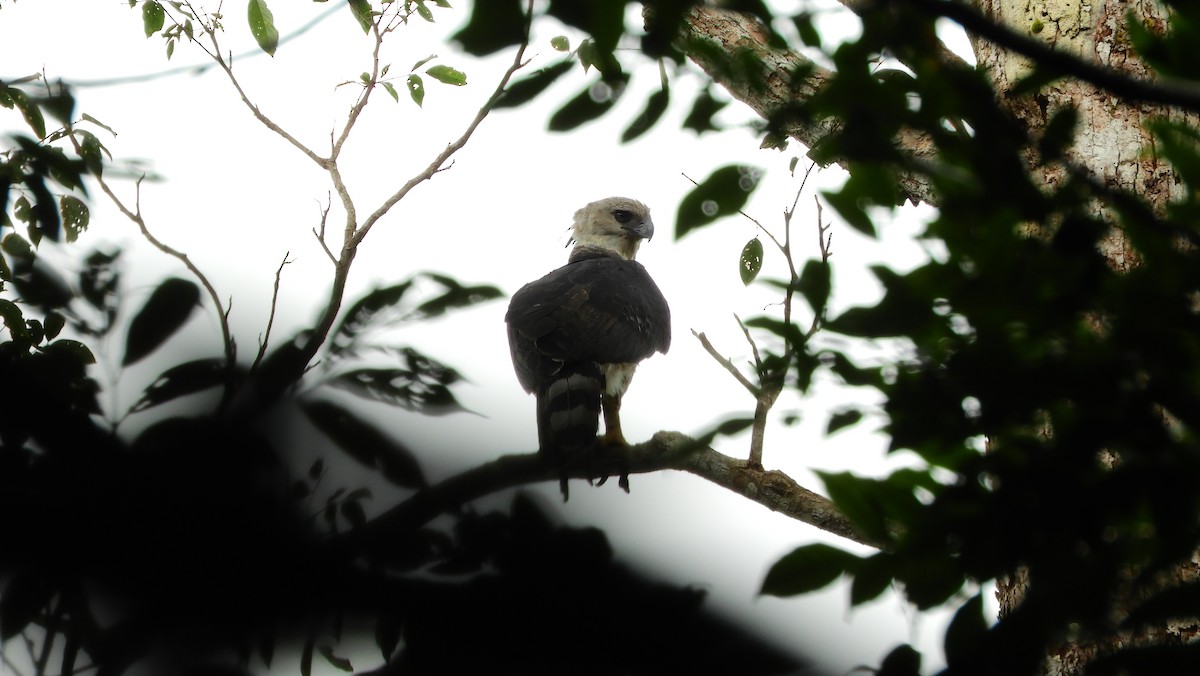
[
  {"xmin": 253, "ymin": 251, "xmax": 292, "ymax": 372},
  {"xmin": 292, "ymin": 0, "xmax": 537, "ymax": 387},
  {"xmin": 84, "ymin": 167, "xmax": 237, "ymax": 372},
  {"xmin": 692, "ymin": 329, "xmax": 759, "ymax": 395},
  {"xmin": 312, "ymin": 194, "xmax": 336, "ymax": 264}
]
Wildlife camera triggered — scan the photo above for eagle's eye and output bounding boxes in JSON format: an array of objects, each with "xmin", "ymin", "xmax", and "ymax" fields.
[{"xmin": 612, "ymin": 209, "xmax": 633, "ymax": 224}]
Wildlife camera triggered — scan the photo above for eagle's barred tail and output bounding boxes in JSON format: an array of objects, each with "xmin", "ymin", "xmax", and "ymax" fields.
[{"xmin": 536, "ymin": 362, "xmax": 603, "ymax": 498}]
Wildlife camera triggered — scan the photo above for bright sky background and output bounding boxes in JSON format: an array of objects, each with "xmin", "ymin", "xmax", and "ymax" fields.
[{"xmin": 2, "ymin": 1, "xmax": 979, "ymax": 673}]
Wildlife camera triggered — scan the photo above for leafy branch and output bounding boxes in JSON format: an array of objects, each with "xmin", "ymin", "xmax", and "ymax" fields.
[
  {"xmin": 692, "ymin": 164, "xmax": 831, "ymax": 468},
  {"xmin": 127, "ymin": 1, "xmax": 534, "ymax": 407}
]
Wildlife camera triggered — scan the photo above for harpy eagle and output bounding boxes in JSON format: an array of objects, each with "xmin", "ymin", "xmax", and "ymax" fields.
[{"xmin": 505, "ymin": 197, "xmax": 671, "ymax": 497}]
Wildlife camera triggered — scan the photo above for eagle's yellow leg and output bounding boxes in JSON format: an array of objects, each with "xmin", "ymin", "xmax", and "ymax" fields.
[
  {"xmin": 600, "ymin": 393, "xmax": 631, "ymax": 492},
  {"xmin": 601, "ymin": 393, "xmax": 628, "ymax": 447}
]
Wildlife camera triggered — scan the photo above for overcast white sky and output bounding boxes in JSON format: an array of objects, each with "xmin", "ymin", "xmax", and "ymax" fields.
[{"xmin": 1, "ymin": 1, "xmax": 977, "ymax": 673}]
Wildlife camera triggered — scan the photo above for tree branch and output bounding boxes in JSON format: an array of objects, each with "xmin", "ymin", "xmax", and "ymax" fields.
[
  {"xmin": 904, "ymin": 0, "xmax": 1200, "ymax": 113},
  {"xmin": 340, "ymin": 431, "xmax": 887, "ymax": 556},
  {"xmin": 673, "ymin": 5, "xmax": 939, "ymax": 205}
]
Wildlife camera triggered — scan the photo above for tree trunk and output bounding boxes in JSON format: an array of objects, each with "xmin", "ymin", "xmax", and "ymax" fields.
[{"xmin": 973, "ymin": 1, "xmax": 1200, "ymax": 672}]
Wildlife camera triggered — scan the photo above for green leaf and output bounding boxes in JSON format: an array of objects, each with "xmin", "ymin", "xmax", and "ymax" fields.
[
  {"xmin": 10, "ymin": 90, "xmax": 46, "ymax": 138},
  {"xmin": 550, "ymin": 35, "xmax": 570, "ymax": 51},
  {"xmin": 131, "ymin": 358, "xmax": 228, "ymax": 412},
  {"xmin": 407, "ymin": 74, "xmax": 425, "ymax": 107},
  {"xmin": 59, "ymin": 195, "xmax": 89, "ymax": 242},
  {"xmin": 739, "ymin": 237, "xmax": 763, "ymax": 285},
  {"xmin": 247, "ymin": 0, "xmax": 279, "ymax": 56},
  {"xmin": 122, "ymin": 277, "xmax": 202, "ymax": 366},
  {"xmin": 425, "ymin": 64, "xmax": 467, "ymax": 86},
  {"xmin": 410, "ymin": 53, "xmax": 437, "ymax": 71},
  {"xmin": 761, "ymin": 543, "xmax": 859, "ymax": 597},
  {"xmin": 347, "ymin": 0, "xmax": 372, "ymax": 33},
  {"xmin": 142, "ymin": 0, "xmax": 166, "ymax": 37},
  {"xmin": 302, "ymin": 400, "xmax": 428, "ymax": 488},
  {"xmin": 676, "ymin": 164, "xmax": 762, "ymax": 239},
  {"xmin": 413, "ymin": 0, "xmax": 434, "ymax": 22},
  {"xmin": 381, "ymin": 82, "xmax": 399, "ymax": 102}
]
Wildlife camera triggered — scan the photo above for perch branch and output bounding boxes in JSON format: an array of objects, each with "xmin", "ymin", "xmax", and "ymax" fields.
[{"xmin": 338, "ymin": 431, "xmax": 887, "ymax": 555}]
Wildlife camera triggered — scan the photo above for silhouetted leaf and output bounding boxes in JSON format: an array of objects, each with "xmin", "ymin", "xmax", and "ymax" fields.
[
  {"xmin": 621, "ymin": 86, "xmax": 669, "ymax": 143},
  {"xmin": 451, "ymin": 0, "xmax": 526, "ymax": 56},
  {"xmin": 818, "ymin": 471, "xmax": 890, "ymax": 543},
  {"xmin": 826, "ymin": 408, "xmax": 863, "ymax": 434},
  {"xmin": 302, "ymin": 399, "xmax": 427, "ymax": 488},
  {"xmin": 944, "ymin": 594, "xmax": 987, "ymax": 668},
  {"xmin": 318, "ymin": 645, "xmax": 353, "ymax": 672},
  {"xmin": 761, "ymin": 543, "xmax": 858, "ymax": 597},
  {"xmin": 547, "ymin": 0, "xmax": 624, "ymax": 55},
  {"xmin": 494, "ymin": 59, "xmax": 573, "ymax": 109},
  {"xmin": 0, "ymin": 570, "xmax": 52, "ymax": 640},
  {"xmin": 45, "ymin": 339, "xmax": 95, "ymax": 365},
  {"xmin": 797, "ymin": 258, "xmax": 830, "ymax": 315},
  {"xmin": 340, "ymin": 500, "xmax": 367, "ymax": 529},
  {"xmin": 375, "ymin": 615, "xmax": 402, "ymax": 661},
  {"xmin": 300, "ymin": 632, "xmax": 314, "ymax": 676},
  {"xmin": 849, "ymin": 552, "xmax": 894, "ymax": 605},
  {"xmin": 331, "ymin": 356, "xmax": 466, "ymax": 416},
  {"xmin": 877, "ymin": 644, "xmax": 922, "ymax": 676},
  {"xmin": 131, "ymin": 358, "xmax": 228, "ymax": 412},
  {"xmin": 676, "ymin": 164, "xmax": 761, "ymax": 239},
  {"xmin": 1038, "ymin": 105, "xmax": 1078, "ymax": 162},
  {"xmin": 410, "ymin": 273, "xmax": 502, "ymax": 320},
  {"xmin": 739, "ymin": 237, "xmax": 763, "ymax": 285},
  {"xmin": 122, "ymin": 277, "xmax": 202, "ymax": 366},
  {"xmin": 548, "ymin": 77, "xmax": 628, "ymax": 132},
  {"xmin": 331, "ymin": 280, "xmax": 414, "ymax": 351},
  {"xmin": 682, "ymin": 87, "xmax": 728, "ymax": 134},
  {"xmin": 247, "ymin": 0, "xmax": 279, "ymax": 56}
]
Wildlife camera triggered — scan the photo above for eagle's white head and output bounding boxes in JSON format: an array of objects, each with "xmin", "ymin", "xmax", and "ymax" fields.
[{"xmin": 569, "ymin": 197, "xmax": 654, "ymax": 261}]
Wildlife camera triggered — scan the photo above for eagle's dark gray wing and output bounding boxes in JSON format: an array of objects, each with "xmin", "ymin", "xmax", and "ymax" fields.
[{"xmin": 506, "ymin": 254, "xmax": 670, "ymax": 393}]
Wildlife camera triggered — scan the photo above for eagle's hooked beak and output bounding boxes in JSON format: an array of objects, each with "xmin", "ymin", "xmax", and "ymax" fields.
[{"xmin": 624, "ymin": 218, "xmax": 655, "ymax": 241}]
